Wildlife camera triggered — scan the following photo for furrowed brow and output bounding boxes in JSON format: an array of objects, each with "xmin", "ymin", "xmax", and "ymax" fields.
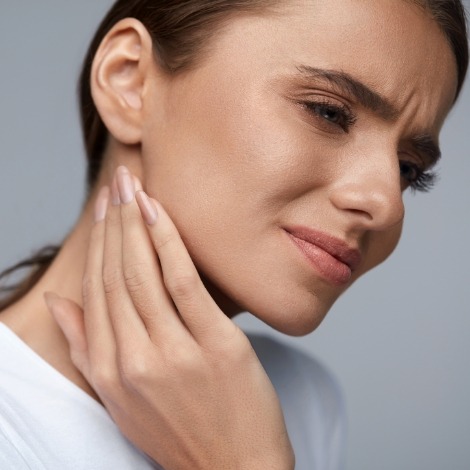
[
  {"xmin": 296, "ymin": 66, "xmax": 442, "ymax": 165},
  {"xmin": 296, "ymin": 65, "xmax": 400, "ymax": 121}
]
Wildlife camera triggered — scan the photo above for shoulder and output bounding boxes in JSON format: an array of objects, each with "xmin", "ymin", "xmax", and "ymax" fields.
[{"xmin": 0, "ymin": 323, "xmax": 159, "ymax": 470}]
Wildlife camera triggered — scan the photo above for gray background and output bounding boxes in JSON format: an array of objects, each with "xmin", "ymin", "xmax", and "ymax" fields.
[{"xmin": 0, "ymin": 1, "xmax": 468, "ymax": 469}]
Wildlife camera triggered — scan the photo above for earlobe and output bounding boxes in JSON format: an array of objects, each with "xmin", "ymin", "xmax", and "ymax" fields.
[{"xmin": 91, "ymin": 19, "xmax": 154, "ymax": 145}]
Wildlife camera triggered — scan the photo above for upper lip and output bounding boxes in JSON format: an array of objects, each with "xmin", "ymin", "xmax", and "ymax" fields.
[{"xmin": 284, "ymin": 225, "xmax": 362, "ymax": 271}]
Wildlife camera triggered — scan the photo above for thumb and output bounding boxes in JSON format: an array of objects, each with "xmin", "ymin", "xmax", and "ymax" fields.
[{"xmin": 43, "ymin": 292, "xmax": 89, "ymax": 376}]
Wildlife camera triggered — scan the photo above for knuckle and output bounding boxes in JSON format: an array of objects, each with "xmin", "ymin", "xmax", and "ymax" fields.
[
  {"xmin": 153, "ymin": 231, "xmax": 173, "ymax": 251},
  {"xmin": 164, "ymin": 271, "xmax": 199, "ymax": 300},
  {"xmin": 90, "ymin": 366, "xmax": 119, "ymax": 394},
  {"xmin": 119, "ymin": 354, "xmax": 153, "ymax": 385},
  {"xmin": 82, "ymin": 275, "xmax": 100, "ymax": 300},
  {"xmin": 123, "ymin": 262, "xmax": 153, "ymax": 292},
  {"xmin": 165, "ymin": 345, "xmax": 199, "ymax": 372},
  {"xmin": 102, "ymin": 265, "xmax": 123, "ymax": 294}
]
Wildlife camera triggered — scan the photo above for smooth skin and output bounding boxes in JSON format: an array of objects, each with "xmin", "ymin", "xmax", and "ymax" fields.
[
  {"xmin": 46, "ymin": 166, "xmax": 293, "ymax": 469},
  {"xmin": 83, "ymin": 0, "xmax": 455, "ymax": 337},
  {"xmin": 0, "ymin": 0, "xmax": 458, "ymax": 467}
]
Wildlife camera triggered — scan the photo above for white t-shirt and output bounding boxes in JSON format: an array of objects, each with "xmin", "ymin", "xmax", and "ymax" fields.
[{"xmin": 0, "ymin": 323, "xmax": 345, "ymax": 469}]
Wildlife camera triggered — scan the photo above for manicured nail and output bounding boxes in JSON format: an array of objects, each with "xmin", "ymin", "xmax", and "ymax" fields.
[
  {"xmin": 117, "ymin": 166, "xmax": 135, "ymax": 204},
  {"xmin": 111, "ymin": 175, "xmax": 121, "ymax": 206},
  {"xmin": 136, "ymin": 190, "xmax": 158, "ymax": 225},
  {"xmin": 133, "ymin": 175, "xmax": 143, "ymax": 191},
  {"xmin": 44, "ymin": 291, "xmax": 61, "ymax": 311},
  {"xmin": 94, "ymin": 186, "xmax": 110, "ymax": 222}
]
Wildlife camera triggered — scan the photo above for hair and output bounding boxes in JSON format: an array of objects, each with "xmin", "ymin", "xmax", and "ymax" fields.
[{"xmin": 1, "ymin": 0, "xmax": 468, "ymax": 311}]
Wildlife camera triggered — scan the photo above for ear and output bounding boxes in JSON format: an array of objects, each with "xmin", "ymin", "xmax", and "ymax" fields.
[{"xmin": 91, "ymin": 18, "xmax": 155, "ymax": 145}]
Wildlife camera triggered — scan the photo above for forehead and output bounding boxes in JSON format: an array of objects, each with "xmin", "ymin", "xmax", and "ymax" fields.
[{"xmin": 207, "ymin": 0, "xmax": 458, "ymax": 130}]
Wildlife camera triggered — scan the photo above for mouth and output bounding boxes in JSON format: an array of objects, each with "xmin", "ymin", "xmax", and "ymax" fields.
[{"xmin": 283, "ymin": 225, "xmax": 362, "ymax": 286}]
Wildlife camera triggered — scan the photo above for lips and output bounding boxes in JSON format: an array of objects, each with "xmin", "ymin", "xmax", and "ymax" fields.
[{"xmin": 283, "ymin": 225, "xmax": 362, "ymax": 285}]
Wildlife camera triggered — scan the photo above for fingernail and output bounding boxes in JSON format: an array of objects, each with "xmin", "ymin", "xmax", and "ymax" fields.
[
  {"xmin": 111, "ymin": 174, "xmax": 121, "ymax": 206},
  {"xmin": 136, "ymin": 191, "xmax": 158, "ymax": 225},
  {"xmin": 44, "ymin": 291, "xmax": 61, "ymax": 311},
  {"xmin": 117, "ymin": 166, "xmax": 135, "ymax": 204},
  {"xmin": 133, "ymin": 175, "xmax": 143, "ymax": 191},
  {"xmin": 94, "ymin": 186, "xmax": 110, "ymax": 222}
]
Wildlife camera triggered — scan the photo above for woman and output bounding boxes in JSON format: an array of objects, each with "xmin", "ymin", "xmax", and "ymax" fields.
[{"xmin": 0, "ymin": 1, "xmax": 468, "ymax": 469}]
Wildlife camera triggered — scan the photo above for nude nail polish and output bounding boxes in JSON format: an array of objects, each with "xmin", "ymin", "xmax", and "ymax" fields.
[
  {"xmin": 136, "ymin": 191, "xmax": 158, "ymax": 225},
  {"xmin": 117, "ymin": 166, "xmax": 135, "ymax": 204},
  {"xmin": 94, "ymin": 186, "xmax": 110, "ymax": 222},
  {"xmin": 111, "ymin": 175, "xmax": 120, "ymax": 206},
  {"xmin": 43, "ymin": 291, "xmax": 61, "ymax": 311}
]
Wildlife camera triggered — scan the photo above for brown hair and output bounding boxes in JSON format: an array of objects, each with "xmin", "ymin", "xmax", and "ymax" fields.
[{"xmin": 1, "ymin": 0, "xmax": 468, "ymax": 311}]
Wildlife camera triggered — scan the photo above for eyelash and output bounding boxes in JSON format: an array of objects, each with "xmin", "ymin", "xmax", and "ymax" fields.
[
  {"xmin": 302, "ymin": 98, "xmax": 437, "ymax": 193},
  {"xmin": 302, "ymin": 99, "xmax": 357, "ymax": 133},
  {"xmin": 399, "ymin": 161, "xmax": 437, "ymax": 193}
]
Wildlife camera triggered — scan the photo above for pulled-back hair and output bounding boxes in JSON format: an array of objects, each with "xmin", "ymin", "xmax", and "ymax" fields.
[{"xmin": 1, "ymin": 0, "xmax": 468, "ymax": 310}]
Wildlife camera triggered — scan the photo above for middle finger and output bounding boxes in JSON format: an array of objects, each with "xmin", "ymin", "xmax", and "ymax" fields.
[{"xmin": 102, "ymin": 174, "xmax": 149, "ymax": 351}]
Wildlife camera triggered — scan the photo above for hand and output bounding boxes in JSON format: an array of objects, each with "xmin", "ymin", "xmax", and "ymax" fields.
[{"xmin": 45, "ymin": 166, "xmax": 294, "ymax": 470}]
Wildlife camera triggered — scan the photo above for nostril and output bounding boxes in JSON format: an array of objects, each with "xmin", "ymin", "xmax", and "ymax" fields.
[
  {"xmin": 330, "ymin": 181, "xmax": 404, "ymax": 231},
  {"xmin": 346, "ymin": 208, "xmax": 373, "ymax": 221}
]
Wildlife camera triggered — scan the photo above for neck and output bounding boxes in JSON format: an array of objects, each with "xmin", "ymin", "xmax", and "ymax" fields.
[
  {"xmin": 0, "ymin": 154, "xmax": 243, "ymax": 400},
  {"xmin": 0, "ymin": 189, "xmax": 101, "ymax": 398}
]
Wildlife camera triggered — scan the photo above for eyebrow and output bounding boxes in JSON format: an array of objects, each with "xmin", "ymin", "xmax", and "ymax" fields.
[{"xmin": 295, "ymin": 65, "xmax": 442, "ymax": 166}]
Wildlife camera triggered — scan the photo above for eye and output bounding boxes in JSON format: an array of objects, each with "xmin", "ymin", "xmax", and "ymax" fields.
[
  {"xmin": 302, "ymin": 99, "xmax": 357, "ymax": 133},
  {"xmin": 399, "ymin": 160, "xmax": 437, "ymax": 193},
  {"xmin": 315, "ymin": 105, "xmax": 342, "ymax": 123},
  {"xmin": 399, "ymin": 161, "xmax": 419, "ymax": 182}
]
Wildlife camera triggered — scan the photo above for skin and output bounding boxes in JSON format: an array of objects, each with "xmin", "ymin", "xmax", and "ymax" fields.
[
  {"xmin": 42, "ymin": 174, "xmax": 296, "ymax": 469},
  {"xmin": 0, "ymin": 0, "xmax": 458, "ymax": 466},
  {"xmin": 128, "ymin": 0, "xmax": 456, "ymax": 335}
]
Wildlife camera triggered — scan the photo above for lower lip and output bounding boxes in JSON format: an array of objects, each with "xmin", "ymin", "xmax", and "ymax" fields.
[{"xmin": 286, "ymin": 232, "xmax": 352, "ymax": 286}]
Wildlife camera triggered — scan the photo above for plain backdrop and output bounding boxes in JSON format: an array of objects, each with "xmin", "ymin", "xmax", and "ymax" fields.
[{"xmin": 0, "ymin": 2, "xmax": 469, "ymax": 469}]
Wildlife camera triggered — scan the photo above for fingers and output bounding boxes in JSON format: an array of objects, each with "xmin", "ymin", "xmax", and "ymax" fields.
[
  {"xmin": 53, "ymin": 161, "xmax": 230, "ymax": 368},
  {"xmin": 117, "ymin": 166, "xmax": 191, "ymax": 345},
  {"xmin": 81, "ymin": 185, "xmax": 120, "ymax": 368},
  {"xmin": 44, "ymin": 292, "xmax": 89, "ymax": 376},
  {"xmin": 102, "ymin": 174, "xmax": 150, "ymax": 349},
  {"xmin": 135, "ymin": 190, "xmax": 235, "ymax": 344}
]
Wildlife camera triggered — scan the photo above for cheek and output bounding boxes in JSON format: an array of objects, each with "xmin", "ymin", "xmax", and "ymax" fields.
[
  {"xmin": 360, "ymin": 222, "xmax": 403, "ymax": 277},
  {"xmin": 143, "ymin": 64, "xmax": 335, "ymax": 211},
  {"xmin": 142, "ymin": 80, "xmax": 318, "ymax": 224},
  {"xmin": 140, "ymin": 89, "xmax": 290, "ymax": 299},
  {"xmin": 139, "ymin": 79, "xmax": 348, "ymax": 335}
]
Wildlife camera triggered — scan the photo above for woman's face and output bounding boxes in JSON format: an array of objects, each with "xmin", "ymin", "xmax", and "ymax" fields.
[{"xmin": 140, "ymin": 0, "xmax": 457, "ymax": 335}]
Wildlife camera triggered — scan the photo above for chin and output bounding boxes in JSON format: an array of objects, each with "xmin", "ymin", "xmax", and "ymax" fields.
[
  {"xmin": 223, "ymin": 282, "xmax": 335, "ymax": 337},
  {"xmin": 254, "ymin": 300, "xmax": 332, "ymax": 337},
  {"xmin": 199, "ymin": 263, "xmax": 339, "ymax": 337}
]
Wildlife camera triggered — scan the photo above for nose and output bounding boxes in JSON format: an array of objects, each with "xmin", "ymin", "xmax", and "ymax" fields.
[{"xmin": 329, "ymin": 159, "xmax": 405, "ymax": 232}]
